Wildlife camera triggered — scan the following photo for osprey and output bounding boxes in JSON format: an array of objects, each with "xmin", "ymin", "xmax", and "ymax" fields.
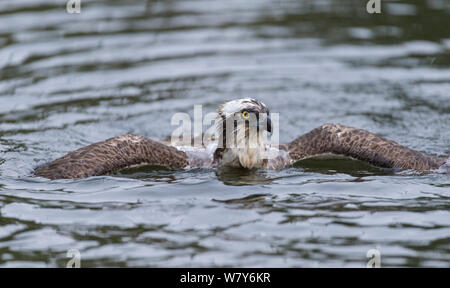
[{"xmin": 35, "ymin": 98, "xmax": 449, "ymax": 179}]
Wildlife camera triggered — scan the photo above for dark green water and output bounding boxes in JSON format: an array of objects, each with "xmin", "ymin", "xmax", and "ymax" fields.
[{"xmin": 0, "ymin": 0, "xmax": 449, "ymax": 267}]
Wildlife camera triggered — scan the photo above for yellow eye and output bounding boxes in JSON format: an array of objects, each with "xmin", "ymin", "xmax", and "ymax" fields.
[{"xmin": 242, "ymin": 111, "xmax": 250, "ymax": 119}]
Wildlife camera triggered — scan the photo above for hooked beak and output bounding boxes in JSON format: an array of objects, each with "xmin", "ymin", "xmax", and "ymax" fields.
[
  {"xmin": 266, "ymin": 117, "xmax": 272, "ymax": 134},
  {"xmin": 256, "ymin": 114, "xmax": 272, "ymax": 134},
  {"xmin": 248, "ymin": 113, "xmax": 272, "ymax": 134}
]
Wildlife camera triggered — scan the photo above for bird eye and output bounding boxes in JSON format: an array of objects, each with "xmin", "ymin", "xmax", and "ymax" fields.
[{"xmin": 242, "ymin": 111, "xmax": 250, "ymax": 119}]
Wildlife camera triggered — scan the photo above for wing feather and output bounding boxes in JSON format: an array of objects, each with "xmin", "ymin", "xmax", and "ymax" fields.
[
  {"xmin": 288, "ymin": 124, "xmax": 446, "ymax": 171},
  {"xmin": 35, "ymin": 134, "xmax": 189, "ymax": 179}
]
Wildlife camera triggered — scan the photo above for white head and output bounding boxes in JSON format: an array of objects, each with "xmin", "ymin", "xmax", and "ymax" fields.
[{"xmin": 214, "ymin": 98, "xmax": 272, "ymax": 169}]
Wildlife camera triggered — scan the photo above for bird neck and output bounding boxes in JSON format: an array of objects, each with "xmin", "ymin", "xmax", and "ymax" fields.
[{"xmin": 213, "ymin": 120, "xmax": 268, "ymax": 169}]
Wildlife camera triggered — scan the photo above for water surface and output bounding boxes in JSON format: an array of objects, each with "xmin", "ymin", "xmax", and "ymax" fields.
[{"xmin": 0, "ymin": 0, "xmax": 449, "ymax": 267}]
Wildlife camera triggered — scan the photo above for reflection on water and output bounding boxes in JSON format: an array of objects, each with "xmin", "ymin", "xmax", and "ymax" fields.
[
  {"xmin": 0, "ymin": 0, "xmax": 449, "ymax": 267},
  {"xmin": 215, "ymin": 166, "xmax": 275, "ymax": 186},
  {"xmin": 294, "ymin": 157, "xmax": 396, "ymax": 177}
]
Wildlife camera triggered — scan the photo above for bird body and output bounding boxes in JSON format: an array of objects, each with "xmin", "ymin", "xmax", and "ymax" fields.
[{"xmin": 34, "ymin": 99, "xmax": 448, "ymax": 179}]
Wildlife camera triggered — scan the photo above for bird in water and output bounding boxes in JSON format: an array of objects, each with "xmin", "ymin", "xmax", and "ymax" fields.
[{"xmin": 35, "ymin": 98, "xmax": 449, "ymax": 179}]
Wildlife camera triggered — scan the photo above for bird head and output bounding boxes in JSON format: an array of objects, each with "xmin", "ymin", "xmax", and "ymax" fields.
[{"xmin": 215, "ymin": 98, "xmax": 272, "ymax": 168}]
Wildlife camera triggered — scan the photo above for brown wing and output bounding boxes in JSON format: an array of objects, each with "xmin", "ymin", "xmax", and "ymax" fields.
[
  {"xmin": 287, "ymin": 123, "xmax": 447, "ymax": 171},
  {"xmin": 35, "ymin": 134, "xmax": 189, "ymax": 179}
]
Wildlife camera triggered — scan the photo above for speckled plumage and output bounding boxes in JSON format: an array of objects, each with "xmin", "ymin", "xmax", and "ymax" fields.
[
  {"xmin": 288, "ymin": 123, "xmax": 446, "ymax": 170},
  {"xmin": 35, "ymin": 100, "xmax": 448, "ymax": 180},
  {"xmin": 35, "ymin": 134, "xmax": 189, "ymax": 179}
]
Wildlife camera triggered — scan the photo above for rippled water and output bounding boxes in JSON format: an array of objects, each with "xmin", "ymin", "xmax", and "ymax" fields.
[{"xmin": 0, "ymin": 0, "xmax": 449, "ymax": 267}]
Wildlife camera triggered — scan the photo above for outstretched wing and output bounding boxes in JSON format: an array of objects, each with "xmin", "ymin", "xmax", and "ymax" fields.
[
  {"xmin": 35, "ymin": 134, "xmax": 189, "ymax": 179},
  {"xmin": 287, "ymin": 123, "xmax": 446, "ymax": 171}
]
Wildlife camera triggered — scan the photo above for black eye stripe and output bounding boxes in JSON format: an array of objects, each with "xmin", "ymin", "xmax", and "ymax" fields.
[{"xmin": 241, "ymin": 108, "xmax": 259, "ymax": 114}]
